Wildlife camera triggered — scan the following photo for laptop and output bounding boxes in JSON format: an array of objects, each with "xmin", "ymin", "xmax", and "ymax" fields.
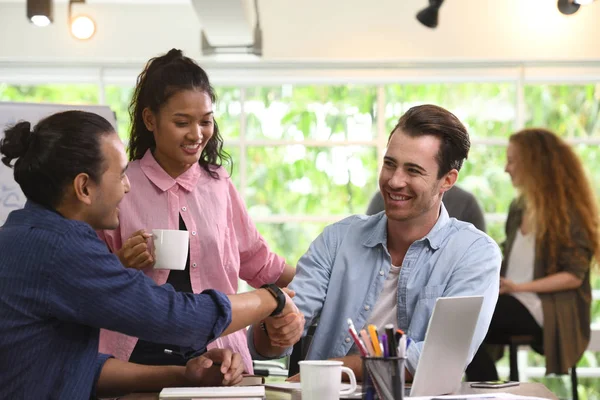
[{"xmin": 407, "ymin": 295, "xmax": 484, "ymax": 397}]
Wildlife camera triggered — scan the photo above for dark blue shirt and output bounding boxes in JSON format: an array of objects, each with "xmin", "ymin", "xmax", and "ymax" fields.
[{"xmin": 0, "ymin": 202, "xmax": 232, "ymax": 399}]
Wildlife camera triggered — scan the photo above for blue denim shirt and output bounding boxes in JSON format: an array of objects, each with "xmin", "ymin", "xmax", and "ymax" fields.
[{"xmin": 249, "ymin": 205, "xmax": 501, "ymax": 374}]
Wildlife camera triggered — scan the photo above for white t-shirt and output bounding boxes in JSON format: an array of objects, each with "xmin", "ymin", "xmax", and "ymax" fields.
[
  {"xmin": 348, "ymin": 264, "xmax": 401, "ymax": 355},
  {"xmin": 506, "ymin": 230, "xmax": 544, "ymax": 326},
  {"xmin": 363, "ymin": 264, "xmax": 402, "ymax": 330}
]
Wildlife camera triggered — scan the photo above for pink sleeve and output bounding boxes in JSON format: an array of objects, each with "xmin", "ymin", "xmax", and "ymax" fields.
[
  {"xmin": 96, "ymin": 226, "xmax": 123, "ymax": 254},
  {"xmin": 227, "ymin": 178, "xmax": 286, "ymax": 288}
]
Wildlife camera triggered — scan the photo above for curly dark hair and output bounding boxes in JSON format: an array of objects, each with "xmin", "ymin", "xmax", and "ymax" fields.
[{"xmin": 128, "ymin": 48, "xmax": 230, "ymax": 179}]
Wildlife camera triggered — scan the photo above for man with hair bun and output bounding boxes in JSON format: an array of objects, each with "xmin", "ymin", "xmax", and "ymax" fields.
[{"xmin": 0, "ymin": 110, "xmax": 301, "ymax": 399}]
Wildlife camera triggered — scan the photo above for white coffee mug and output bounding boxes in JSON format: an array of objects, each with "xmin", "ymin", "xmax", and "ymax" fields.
[
  {"xmin": 152, "ymin": 229, "xmax": 189, "ymax": 270},
  {"xmin": 299, "ymin": 360, "xmax": 357, "ymax": 400}
]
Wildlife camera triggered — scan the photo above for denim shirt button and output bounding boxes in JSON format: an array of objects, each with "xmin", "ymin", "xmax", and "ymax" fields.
[{"xmin": 364, "ymin": 305, "xmax": 370, "ymax": 311}]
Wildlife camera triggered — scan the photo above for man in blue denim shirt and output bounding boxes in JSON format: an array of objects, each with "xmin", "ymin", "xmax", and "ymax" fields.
[{"xmin": 250, "ymin": 104, "xmax": 501, "ymax": 379}]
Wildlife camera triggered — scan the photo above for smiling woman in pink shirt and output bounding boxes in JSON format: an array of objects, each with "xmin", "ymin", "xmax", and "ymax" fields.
[{"xmin": 98, "ymin": 49, "xmax": 302, "ymax": 373}]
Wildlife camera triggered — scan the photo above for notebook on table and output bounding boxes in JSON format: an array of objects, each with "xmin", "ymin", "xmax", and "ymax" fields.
[
  {"xmin": 236, "ymin": 375, "xmax": 265, "ymax": 386},
  {"xmin": 159, "ymin": 385, "xmax": 265, "ymax": 399}
]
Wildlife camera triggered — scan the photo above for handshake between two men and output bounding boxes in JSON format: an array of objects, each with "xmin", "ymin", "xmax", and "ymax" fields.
[{"xmin": 254, "ymin": 287, "xmax": 306, "ymax": 353}]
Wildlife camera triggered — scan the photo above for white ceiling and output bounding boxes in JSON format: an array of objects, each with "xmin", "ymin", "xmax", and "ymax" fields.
[{"xmin": 1, "ymin": 0, "xmax": 600, "ymax": 63}]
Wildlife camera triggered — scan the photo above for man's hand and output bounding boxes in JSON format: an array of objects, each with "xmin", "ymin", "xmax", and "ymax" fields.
[
  {"xmin": 116, "ymin": 229, "xmax": 154, "ymax": 270},
  {"xmin": 281, "ymin": 288, "xmax": 299, "ymax": 314},
  {"xmin": 185, "ymin": 348, "xmax": 245, "ymax": 386},
  {"xmin": 264, "ymin": 312, "xmax": 305, "ymax": 348},
  {"xmin": 263, "ymin": 288, "xmax": 305, "ymax": 347}
]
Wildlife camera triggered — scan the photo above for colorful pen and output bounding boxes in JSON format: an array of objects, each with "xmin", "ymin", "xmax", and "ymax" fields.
[
  {"xmin": 384, "ymin": 324, "xmax": 396, "ymax": 357},
  {"xmin": 368, "ymin": 324, "xmax": 382, "ymax": 357},
  {"xmin": 381, "ymin": 334, "xmax": 389, "ymax": 357},
  {"xmin": 360, "ymin": 329, "xmax": 376, "ymax": 356},
  {"xmin": 395, "ymin": 328, "xmax": 405, "ymax": 344},
  {"xmin": 386, "ymin": 325, "xmax": 403, "ymax": 400},
  {"xmin": 347, "ymin": 318, "xmax": 368, "ymax": 356},
  {"xmin": 398, "ymin": 335, "xmax": 407, "ymax": 358}
]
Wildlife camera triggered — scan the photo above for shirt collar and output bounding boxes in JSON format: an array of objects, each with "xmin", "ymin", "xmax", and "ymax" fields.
[
  {"xmin": 24, "ymin": 200, "xmax": 59, "ymax": 215},
  {"xmin": 362, "ymin": 203, "xmax": 451, "ymax": 250},
  {"xmin": 139, "ymin": 149, "xmax": 204, "ymax": 192},
  {"xmin": 17, "ymin": 200, "xmax": 84, "ymax": 230}
]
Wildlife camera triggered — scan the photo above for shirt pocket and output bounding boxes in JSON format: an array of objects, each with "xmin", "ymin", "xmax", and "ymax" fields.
[
  {"xmin": 410, "ymin": 284, "xmax": 446, "ymax": 339},
  {"xmin": 417, "ymin": 284, "xmax": 445, "ymax": 303}
]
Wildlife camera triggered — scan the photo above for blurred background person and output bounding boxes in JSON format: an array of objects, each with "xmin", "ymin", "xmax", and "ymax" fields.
[{"xmin": 466, "ymin": 128, "xmax": 600, "ymax": 380}]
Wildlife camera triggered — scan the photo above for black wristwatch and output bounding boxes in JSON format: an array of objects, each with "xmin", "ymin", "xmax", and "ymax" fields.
[{"xmin": 261, "ymin": 283, "xmax": 286, "ymax": 317}]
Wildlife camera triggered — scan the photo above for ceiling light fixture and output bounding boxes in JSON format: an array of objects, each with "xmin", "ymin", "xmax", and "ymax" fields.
[
  {"xmin": 558, "ymin": 0, "xmax": 596, "ymax": 14},
  {"xmin": 69, "ymin": 0, "xmax": 96, "ymax": 40},
  {"xmin": 27, "ymin": 0, "xmax": 53, "ymax": 27},
  {"xmin": 416, "ymin": 0, "xmax": 445, "ymax": 28},
  {"xmin": 70, "ymin": 15, "xmax": 95, "ymax": 40},
  {"xmin": 201, "ymin": 0, "xmax": 262, "ymax": 56}
]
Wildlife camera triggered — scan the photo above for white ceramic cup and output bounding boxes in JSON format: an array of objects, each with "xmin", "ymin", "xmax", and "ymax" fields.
[
  {"xmin": 152, "ymin": 229, "xmax": 189, "ymax": 270},
  {"xmin": 299, "ymin": 360, "xmax": 357, "ymax": 400}
]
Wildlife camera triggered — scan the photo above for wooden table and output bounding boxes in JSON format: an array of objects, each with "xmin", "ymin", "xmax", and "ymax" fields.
[{"xmin": 118, "ymin": 382, "xmax": 557, "ymax": 399}]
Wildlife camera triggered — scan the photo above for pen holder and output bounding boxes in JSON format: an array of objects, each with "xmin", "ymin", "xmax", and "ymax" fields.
[{"xmin": 362, "ymin": 356, "xmax": 405, "ymax": 400}]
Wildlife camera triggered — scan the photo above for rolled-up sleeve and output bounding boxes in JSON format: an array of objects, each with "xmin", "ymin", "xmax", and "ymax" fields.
[
  {"xmin": 46, "ymin": 225, "xmax": 232, "ymax": 351},
  {"xmin": 91, "ymin": 353, "xmax": 113, "ymax": 399}
]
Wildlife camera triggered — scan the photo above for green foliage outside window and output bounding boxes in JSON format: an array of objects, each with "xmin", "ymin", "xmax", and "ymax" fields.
[
  {"xmin": 0, "ymin": 83, "xmax": 99, "ymax": 105},
  {"xmin": 245, "ymin": 85, "xmax": 377, "ymax": 141},
  {"xmin": 104, "ymin": 85, "xmax": 133, "ymax": 141},
  {"xmin": 385, "ymin": 83, "xmax": 516, "ymax": 139},
  {"xmin": 246, "ymin": 146, "xmax": 378, "ymax": 217},
  {"xmin": 215, "ymin": 86, "xmax": 241, "ymax": 140},
  {"xmin": 525, "ymin": 84, "xmax": 600, "ymax": 205},
  {"xmin": 525, "ymin": 84, "xmax": 600, "ymax": 138}
]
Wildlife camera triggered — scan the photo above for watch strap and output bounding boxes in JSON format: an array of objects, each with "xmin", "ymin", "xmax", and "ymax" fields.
[{"xmin": 260, "ymin": 283, "xmax": 286, "ymax": 317}]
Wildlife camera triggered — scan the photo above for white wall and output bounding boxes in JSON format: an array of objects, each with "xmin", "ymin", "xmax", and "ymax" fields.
[
  {"xmin": 0, "ymin": 2, "xmax": 200, "ymax": 63},
  {"xmin": 0, "ymin": 0, "xmax": 599, "ymax": 63}
]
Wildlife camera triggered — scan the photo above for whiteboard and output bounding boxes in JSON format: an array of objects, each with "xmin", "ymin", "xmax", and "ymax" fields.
[{"xmin": 0, "ymin": 102, "xmax": 117, "ymax": 224}]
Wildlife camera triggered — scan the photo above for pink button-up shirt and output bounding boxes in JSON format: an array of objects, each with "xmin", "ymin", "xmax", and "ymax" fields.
[{"xmin": 98, "ymin": 150, "xmax": 286, "ymax": 373}]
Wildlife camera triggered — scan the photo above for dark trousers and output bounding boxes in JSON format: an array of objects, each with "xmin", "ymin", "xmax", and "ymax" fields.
[{"xmin": 465, "ymin": 294, "xmax": 543, "ymax": 381}]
